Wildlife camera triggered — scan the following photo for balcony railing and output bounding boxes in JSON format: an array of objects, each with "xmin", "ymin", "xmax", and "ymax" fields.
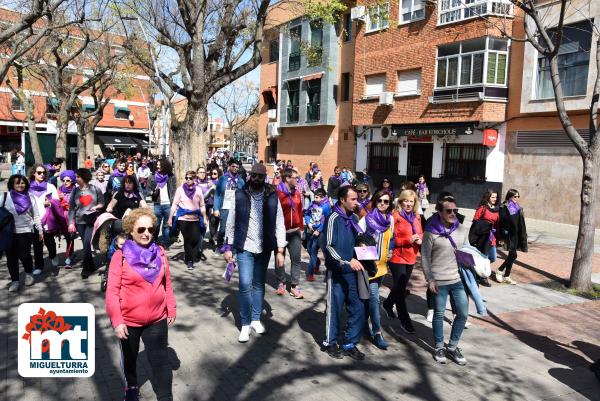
[
  {"xmin": 288, "ymin": 51, "xmax": 301, "ymax": 71},
  {"xmin": 306, "ymin": 102, "xmax": 320, "ymax": 122},
  {"xmin": 287, "ymin": 104, "xmax": 299, "ymax": 123}
]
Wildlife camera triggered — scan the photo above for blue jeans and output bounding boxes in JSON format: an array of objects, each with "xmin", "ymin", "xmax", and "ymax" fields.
[
  {"xmin": 307, "ymin": 233, "xmax": 320, "ymax": 275},
  {"xmin": 433, "ymin": 281, "xmax": 468, "ymax": 349},
  {"xmin": 154, "ymin": 204, "xmax": 171, "ymax": 244},
  {"xmin": 365, "ymin": 277, "xmax": 383, "ymax": 335},
  {"xmin": 488, "ymin": 245, "xmax": 497, "ymax": 263},
  {"xmin": 237, "ymin": 250, "xmax": 271, "ymax": 326},
  {"xmin": 217, "ymin": 209, "xmax": 230, "ymax": 247}
]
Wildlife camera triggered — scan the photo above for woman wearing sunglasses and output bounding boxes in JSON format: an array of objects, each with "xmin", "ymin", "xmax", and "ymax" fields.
[
  {"xmin": 357, "ymin": 189, "xmax": 395, "ymax": 350},
  {"xmin": 496, "ymin": 189, "xmax": 528, "ymax": 284},
  {"xmin": 354, "ymin": 183, "xmax": 371, "ymax": 219},
  {"xmin": 378, "ymin": 177, "xmax": 394, "ymax": 199},
  {"xmin": 168, "ymin": 171, "xmax": 208, "ymax": 270},
  {"xmin": 105, "ymin": 175, "xmax": 148, "ymax": 220},
  {"xmin": 383, "ymin": 189, "xmax": 423, "ymax": 335},
  {"xmin": 28, "ymin": 164, "xmax": 60, "ymax": 275},
  {"xmin": 105, "ymin": 208, "xmax": 176, "ymax": 401}
]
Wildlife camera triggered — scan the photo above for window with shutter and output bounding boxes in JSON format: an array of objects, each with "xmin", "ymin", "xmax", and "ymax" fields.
[
  {"xmin": 365, "ymin": 74, "xmax": 386, "ymax": 97},
  {"xmin": 397, "ymin": 70, "xmax": 421, "ymax": 96}
]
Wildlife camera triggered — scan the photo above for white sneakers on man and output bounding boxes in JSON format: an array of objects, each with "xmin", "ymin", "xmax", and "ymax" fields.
[
  {"xmin": 24, "ymin": 274, "xmax": 34, "ymax": 286},
  {"xmin": 238, "ymin": 325, "xmax": 251, "ymax": 342},
  {"xmin": 250, "ymin": 321, "xmax": 266, "ymax": 334},
  {"xmin": 8, "ymin": 281, "xmax": 19, "ymax": 292},
  {"xmin": 51, "ymin": 257, "xmax": 59, "ymax": 268},
  {"xmin": 32, "ymin": 269, "xmax": 43, "ymax": 276}
]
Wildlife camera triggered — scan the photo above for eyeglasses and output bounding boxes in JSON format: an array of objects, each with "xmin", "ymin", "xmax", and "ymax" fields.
[
  {"xmin": 211, "ymin": 173, "xmax": 219, "ymax": 176},
  {"xmin": 357, "ymin": 189, "xmax": 368, "ymax": 193},
  {"xmin": 63, "ymin": 179, "xmax": 72, "ymax": 183},
  {"xmin": 444, "ymin": 208, "xmax": 459, "ymax": 215},
  {"xmin": 35, "ymin": 171, "xmax": 46, "ymax": 175},
  {"xmin": 251, "ymin": 173, "xmax": 266, "ymax": 179},
  {"xmin": 377, "ymin": 199, "xmax": 390, "ymax": 205},
  {"xmin": 185, "ymin": 176, "xmax": 194, "ymax": 180},
  {"xmin": 136, "ymin": 226, "xmax": 156, "ymax": 234}
]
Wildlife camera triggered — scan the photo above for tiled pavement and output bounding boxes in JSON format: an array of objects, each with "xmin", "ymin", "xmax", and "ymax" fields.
[{"xmin": 1, "ymin": 236, "xmax": 599, "ymax": 401}]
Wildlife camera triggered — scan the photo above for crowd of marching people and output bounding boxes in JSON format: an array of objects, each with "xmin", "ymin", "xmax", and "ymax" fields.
[{"xmin": 1, "ymin": 152, "xmax": 537, "ymax": 401}]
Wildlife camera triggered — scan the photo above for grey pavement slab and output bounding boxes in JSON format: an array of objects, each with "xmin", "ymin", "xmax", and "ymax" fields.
[{"xmin": 1, "ymin": 238, "xmax": 599, "ymax": 401}]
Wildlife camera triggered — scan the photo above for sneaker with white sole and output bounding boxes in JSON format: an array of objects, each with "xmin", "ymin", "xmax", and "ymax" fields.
[
  {"xmin": 238, "ymin": 325, "xmax": 251, "ymax": 342},
  {"xmin": 289, "ymin": 286, "xmax": 304, "ymax": 299},
  {"xmin": 8, "ymin": 281, "xmax": 19, "ymax": 292},
  {"xmin": 446, "ymin": 346, "xmax": 467, "ymax": 365},
  {"xmin": 495, "ymin": 271, "xmax": 503, "ymax": 283},
  {"xmin": 434, "ymin": 347, "xmax": 447, "ymax": 364},
  {"xmin": 32, "ymin": 269, "xmax": 43, "ymax": 276},
  {"xmin": 64, "ymin": 258, "xmax": 72, "ymax": 269},
  {"xmin": 51, "ymin": 257, "xmax": 59, "ymax": 268},
  {"xmin": 250, "ymin": 321, "xmax": 266, "ymax": 334},
  {"xmin": 503, "ymin": 276, "xmax": 517, "ymax": 285},
  {"xmin": 426, "ymin": 309, "xmax": 434, "ymax": 323},
  {"xmin": 24, "ymin": 274, "xmax": 34, "ymax": 286},
  {"xmin": 275, "ymin": 282, "xmax": 286, "ymax": 295}
]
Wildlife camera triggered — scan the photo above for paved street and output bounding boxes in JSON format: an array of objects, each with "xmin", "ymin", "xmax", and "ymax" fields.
[{"xmin": 1, "ymin": 235, "xmax": 599, "ymax": 401}]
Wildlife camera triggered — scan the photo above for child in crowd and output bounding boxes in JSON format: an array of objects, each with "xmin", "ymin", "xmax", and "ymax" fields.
[{"xmin": 304, "ymin": 188, "xmax": 331, "ymax": 281}]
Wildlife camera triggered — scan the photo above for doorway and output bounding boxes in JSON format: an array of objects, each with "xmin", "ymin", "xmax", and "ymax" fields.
[{"xmin": 407, "ymin": 143, "xmax": 433, "ymax": 181}]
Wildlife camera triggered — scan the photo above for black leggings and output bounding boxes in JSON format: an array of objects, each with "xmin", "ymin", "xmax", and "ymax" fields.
[
  {"xmin": 33, "ymin": 230, "xmax": 57, "ymax": 269},
  {"xmin": 178, "ymin": 220, "xmax": 200, "ymax": 263},
  {"xmin": 6, "ymin": 233, "xmax": 34, "ymax": 281},
  {"xmin": 385, "ymin": 263, "xmax": 414, "ymax": 322},
  {"xmin": 120, "ymin": 319, "xmax": 172, "ymax": 401},
  {"xmin": 499, "ymin": 249, "xmax": 518, "ymax": 277}
]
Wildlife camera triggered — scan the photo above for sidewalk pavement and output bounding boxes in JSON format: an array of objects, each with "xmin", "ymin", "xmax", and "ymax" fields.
[{"xmin": 1, "ymin": 232, "xmax": 599, "ymax": 401}]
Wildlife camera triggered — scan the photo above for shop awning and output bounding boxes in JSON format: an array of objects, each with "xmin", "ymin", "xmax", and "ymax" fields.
[
  {"xmin": 303, "ymin": 72, "xmax": 323, "ymax": 81},
  {"xmin": 133, "ymin": 137, "xmax": 150, "ymax": 148},
  {"xmin": 114, "ymin": 105, "xmax": 129, "ymax": 113},
  {"xmin": 97, "ymin": 135, "xmax": 137, "ymax": 148},
  {"xmin": 261, "ymin": 87, "xmax": 277, "ymax": 104}
]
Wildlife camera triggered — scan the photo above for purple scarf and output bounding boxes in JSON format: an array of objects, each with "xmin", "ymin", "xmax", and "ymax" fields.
[
  {"xmin": 29, "ymin": 180, "xmax": 48, "ymax": 198},
  {"xmin": 277, "ymin": 182, "xmax": 297, "ymax": 210},
  {"xmin": 46, "ymin": 163, "xmax": 56, "ymax": 175},
  {"xmin": 365, "ymin": 208, "xmax": 391, "ymax": 235},
  {"xmin": 507, "ymin": 200, "xmax": 521, "ymax": 216},
  {"xmin": 400, "ymin": 209, "xmax": 418, "ymax": 234},
  {"xmin": 357, "ymin": 197, "xmax": 370, "ymax": 211},
  {"xmin": 59, "ymin": 184, "xmax": 74, "ymax": 196},
  {"xmin": 182, "ymin": 183, "xmax": 197, "ymax": 200},
  {"xmin": 122, "ymin": 240, "xmax": 163, "ymax": 284},
  {"xmin": 311, "ymin": 179, "xmax": 322, "ymax": 191},
  {"xmin": 417, "ymin": 182, "xmax": 428, "ymax": 194},
  {"xmin": 10, "ymin": 190, "xmax": 31, "ymax": 214},
  {"xmin": 425, "ymin": 213, "xmax": 459, "ymax": 249},
  {"xmin": 333, "ymin": 203, "xmax": 362, "ymax": 234},
  {"xmin": 155, "ymin": 172, "xmax": 168, "ymax": 188},
  {"xmin": 224, "ymin": 172, "xmax": 239, "ymax": 190},
  {"xmin": 112, "ymin": 170, "xmax": 127, "ymax": 178},
  {"xmin": 330, "ymin": 175, "xmax": 342, "ymax": 185}
]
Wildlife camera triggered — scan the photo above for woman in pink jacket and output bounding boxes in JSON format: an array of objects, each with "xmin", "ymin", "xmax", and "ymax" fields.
[{"xmin": 105, "ymin": 208, "xmax": 176, "ymax": 401}]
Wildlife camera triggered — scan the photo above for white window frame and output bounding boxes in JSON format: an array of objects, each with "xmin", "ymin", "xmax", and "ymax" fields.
[
  {"xmin": 11, "ymin": 96, "xmax": 24, "ymax": 112},
  {"xmin": 434, "ymin": 37, "xmax": 510, "ymax": 90},
  {"xmin": 438, "ymin": 0, "xmax": 513, "ymax": 26},
  {"xmin": 364, "ymin": 74, "xmax": 387, "ymax": 98},
  {"xmin": 366, "ymin": 2, "xmax": 390, "ymax": 33},
  {"xmin": 399, "ymin": 0, "xmax": 425, "ymax": 25},
  {"xmin": 396, "ymin": 69, "xmax": 422, "ymax": 97}
]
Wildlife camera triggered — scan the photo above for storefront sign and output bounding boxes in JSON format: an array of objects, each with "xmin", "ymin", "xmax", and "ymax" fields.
[
  {"xmin": 482, "ymin": 129, "xmax": 498, "ymax": 147},
  {"xmin": 392, "ymin": 123, "xmax": 475, "ymax": 137},
  {"xmin": 407, "ymin": 135, "xmax": 432, "ymax": 142}
]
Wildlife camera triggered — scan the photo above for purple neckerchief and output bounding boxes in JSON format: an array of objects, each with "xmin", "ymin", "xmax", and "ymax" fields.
[
  {"xmin": 365, "ymin": 208, "xmax": 391, "ymax": 235},
  {"xmin": 417, "ymin": 182, "xmax": 428, "ymax": 195},
  {"xmin": 400, "ymin": 209, "xmax": 418, "ymax": 234},
  {"xmin": 155, "ymin": 172, "xmax": 169, "ymax": 188},
  {"xmin": 46, "ymin": 163, "xmax": 56, "ymax": 175},
  {"xmin": 333, "ymin": 203, "xmax": 362, "ymax": 234},
  {"xmin": 357, "ymin": 197, "xmax": 370, "ymax": 211},
  {"xmin": 111, "ymin": 170, "xmax": 127, "ymax": 178},
  {"xmin": 59, "ymin": 184, "xmax": 74, "ymax": 196},
  {"xmin": 224, "ymin": 172, "xmax": 239, "ymax": 190},
  {"xmin": 196, "ymin": 178, "xmax": 212, "ymax": 196},
  {"xmin": 277, "ymin": 182, "xmax": 298, "ymax": 210},
  {"xmin": 29, "ymin": 180, "xmax": 48, "ymax": 198},
  {"xmin": 425, "ymin": 213, "xmax": 459, "ymax": 249},
  {"xmin": 297, "ymin": 177, "xmax": 308, "ymax": 193},
  {"xmin": 182, "ymin": 183, "xmax": 197, "ymax": 200},
  {"xmin": 10, "ymin": 190, "xmax": 31, "ymax": 214},
  {"xmin": 330, "ymin": 175, "xmax": 342, "ymax": 184},
  {"xmin": 311, "ymin": 179, "xmax": 322, "ymax": 191},
  {"xmin": 122, "ymin": 240, "xmax": 163, "ymax": 284},
  {"xmin": 507, "ymin": 200, "xmax": 521, "ymax": 216}
]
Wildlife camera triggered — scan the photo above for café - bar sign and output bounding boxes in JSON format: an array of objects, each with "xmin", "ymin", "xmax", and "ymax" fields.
[{"xmin": 392, "ymin": 122, "xmax": 475, "ymax": 137}]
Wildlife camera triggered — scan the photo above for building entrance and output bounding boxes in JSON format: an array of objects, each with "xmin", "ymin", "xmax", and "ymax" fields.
[{"xmin": 407, "ymin": 143, "xmax": 433, "ymax": 181}]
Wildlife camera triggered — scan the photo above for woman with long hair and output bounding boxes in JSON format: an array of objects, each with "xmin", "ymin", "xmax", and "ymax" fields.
[
  {"xmin": 496, "ymin": 189, "xmax": 528, "ymax": 285},
  {"xmin": 378, "ymin": 177, "xmax": 394, "ymax": 199},
  {"xmin": 105, "ymin": 175, "xmax": 148, "ymax": 220},
  {"xmin": 471, "ymin": 189, "xmax": 500, "ymax": 287},
  {"xmin": 146, "ymin": 158, "xmax": 177, "ymax": 247}
]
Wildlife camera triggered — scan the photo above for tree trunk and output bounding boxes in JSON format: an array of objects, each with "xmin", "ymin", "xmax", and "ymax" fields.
[
  {"xmin": 23, "ymin": 96, "xmax": 42, "ymax": 164},
  {"xmin": 570, "ymin": 155, "xmax": 600, "ymax": 291},
  {"xmin": 76, "ymin": 119, "xmax": 86, "ymax": 168},
  {"xmin": 86, "ymin": 123, "xmax": 95, "ymax": 163},
  {"xmin": 175, "ymin": 102, "xmax": 208, "ymax": 181},
  {"xmin": 55, "ymin": 110, "xmax": 69, "ymax": 161}
]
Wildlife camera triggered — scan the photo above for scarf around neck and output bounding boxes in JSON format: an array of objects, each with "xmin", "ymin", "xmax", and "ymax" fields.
[
  {"xmin": 425, "ymin": 213, "xmax": 459, "ymax": 249},
  {"xmin": 365, "ymin": 208, "xmax": 391, "ymax": 235},
  {"xmin": 400, "ymin": 209, "xmax": 418, "ymax": 234},
  {"xmin": 182, "ymin": 183, "xmax": 197, "ymax": 200},
  {"xmin": 112, "ymin": 170, "xmax": 127, "ymax": 178},
  {"xmin": 29, "ymin": 180, "xmax": 48, "ymax": 198},
  {"xmin": 59, "ymin": 184, "xmax": 74, "ymax": 195},
  {"xmin": 225, "ymin": 172, "xmax": 239, "ymax": 189},
  {"xmin": 311, "ymin": 179, "xmax": 322, "ymax": 191},
  {"xmin": 122, "ymin": 240, "xmax": 163, "ymax": 284},
  {"xmin": 357, "ymin": 197, "xmax": 370, "ymax": 211},
  {"xmin": 155, "ymin": 172, "xmax": 169, "ymax": 188},
  {"xmin": 507, "ymin": 200, "xmax": 521, "ymax": 216},
  {"xmin": 9, "ymin": 190, "xmax": 31, "ymax": 214},
  {"xmin": 333, "ymin": 203, "xmax": 362, "ymax": 234},
  {"xmin": 277, "ymin": 182, "xmax": 297, "ymax": 210}
]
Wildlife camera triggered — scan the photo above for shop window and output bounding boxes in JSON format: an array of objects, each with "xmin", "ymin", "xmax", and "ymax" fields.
[
  {"xmin": 443, "ymin": 144, "xmax": 487, "ymax": 180},
  {"xmin": 368, "ymin": 142, "xmax": 399, "ymax": 174}
]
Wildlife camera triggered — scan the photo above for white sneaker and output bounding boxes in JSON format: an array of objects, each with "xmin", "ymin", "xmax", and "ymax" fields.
[
  {"xmin": 51, "ymin": 257, "xmax": 59, "ymax": 268},
  {"xmin": 495, "ymin": 271, "xmax": 503, "ymax": 283},
  {"xmin": 426, "ymin": 309, "xmax": 434, "ymax": 323},
  {"xmin": 8, "ymin": 281, "xmax": 19, "ymax": 292},
  {"xmin": 238, "ymin": 325, "xmax": 251, "ymax": 342},
  {"xmin": 24, "ymin": 274, "xmax": 34, "ymax": 286},
  {"xmin": 503, "ymin": 276, "xmax": 517, "ymax": 285},
  {"xmin": 465, "ymin": 321, "xmax": 472, "ymax": 329},
  {"xmin": 32, "ymin": 269, "xmax": 43, "ymax": 276},
  {"xmin": 250, "ymin": 321, "xmax": 266, "ymax": 334}
]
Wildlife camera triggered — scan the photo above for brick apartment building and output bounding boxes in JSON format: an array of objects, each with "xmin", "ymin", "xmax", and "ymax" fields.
[
  {"xmin": 257, "ymin": 1, "xmax": 356, "ymax": 177},
  {"xmin": 0, "ymin": 8, "xmax": 152, "ymax": 168},
  {"xmin": 505, "ymin": 0, "xmax": 600, "ymax": 227}
]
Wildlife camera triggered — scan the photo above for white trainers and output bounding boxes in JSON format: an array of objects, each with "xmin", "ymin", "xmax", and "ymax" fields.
[
  {"xmin": 464, "ymin": 321, "xmax": 472, "ymax": 329},
  {"xmin": 495, "ymin": 271, "xmax": 504, "ymax": 283},
  {"xmin": 250, "ymin": 321, "xmax": 266, "ymax": 334},
  {"xmin": 426, "ymin": 309, "xmax": 434, "ymax": 323},
  {"xmin": 503, "ymin": 276, "xmax": 517, "ymax": 285},
  {"xmin": 8, "ymin": 281, "xmax": 19, "ymax": 292},
  {"xmin": 32, "ymin": 269, "xmax": 43, "ymax": 276},
  {"xmin": 24, "ymin": 274, "xmax": 34, "ymax": 286},
  {"xmin": 238, "ymin": 325, "xmax": 251, "ymax": 342},
  {"xmin": 51, "ymin": 257, "xmax": 59, "ymax": 268}
]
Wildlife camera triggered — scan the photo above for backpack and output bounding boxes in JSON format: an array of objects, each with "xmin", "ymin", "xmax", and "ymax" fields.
[{"xmin": 0, "ymin": 193, "xmax": 16, "ymax": 254}]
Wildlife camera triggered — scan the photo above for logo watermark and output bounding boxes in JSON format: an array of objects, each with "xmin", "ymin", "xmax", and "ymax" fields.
[{"xmin": 18, "ymin": 303, "xmax": 95, "ymax": 377}]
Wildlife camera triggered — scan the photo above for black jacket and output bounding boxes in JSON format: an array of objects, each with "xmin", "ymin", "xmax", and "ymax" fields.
[
  {"xmin": 499, "ymin": 205, "xmax": 528, "ymax": 252},
  {"xmin": 469, "ymin": 219, "xmax": 493, "ymax": 255},
  {"xmin": 146, "ymin": 174, "xmax": 177, "ymax": 203}
]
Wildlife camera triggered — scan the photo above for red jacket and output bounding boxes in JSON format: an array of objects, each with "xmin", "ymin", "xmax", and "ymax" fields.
[
  {"xmin": 474, "ymin": 205, "xmax": 500, "ymax": 246},
  {"xmin": 390, "ymin": 211, "xmax": 423, "ymax": 265},
  {"xmin": 105, "ymin": 247, "xmax": 176, "ymax": 328},
  {"xmin": 277, "ymin": 186, "xmax": 304, "ymax": 230}
]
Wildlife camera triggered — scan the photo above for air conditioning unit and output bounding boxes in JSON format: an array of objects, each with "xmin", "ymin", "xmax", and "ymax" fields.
[
  {"xmin": 267, "ymin": 108, "xmax": 277, "ymax": 120},
  {"xmin": 379, "ymin": 91, "xmax": 394, "ymax": 106},
  {"xmin": 380, "ymin": 126, "xmax": 391, "ymax": 139},
  {"xmin": 351, "ymin": 6, "xmax": 366, "ymax": 21},
  {"xmin": 267, "ymin": 122, "xmax": 279, "ymax": 138}
]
